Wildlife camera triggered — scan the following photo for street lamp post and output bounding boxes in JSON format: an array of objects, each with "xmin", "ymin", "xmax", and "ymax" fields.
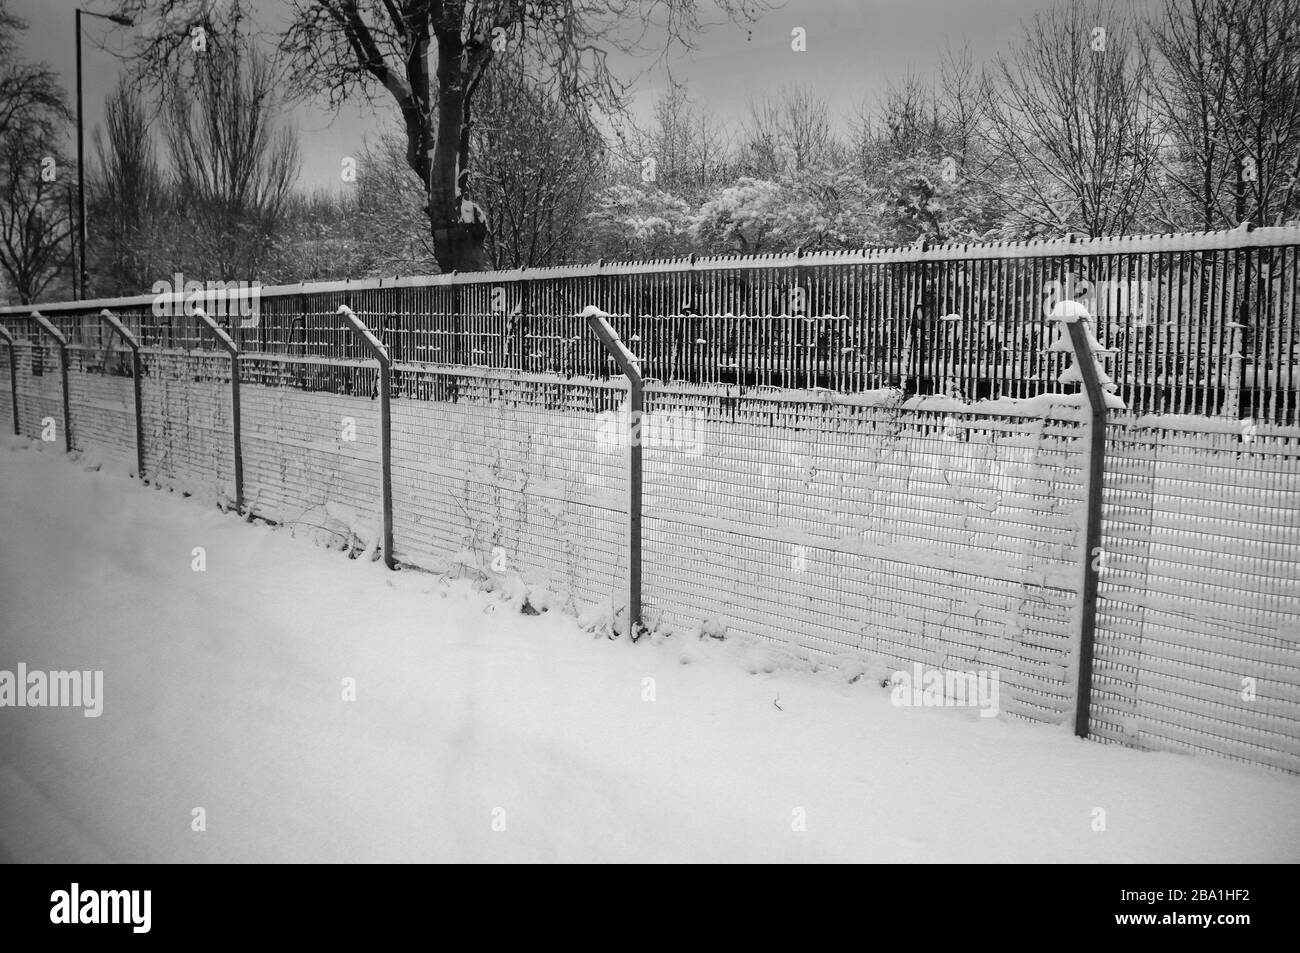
[{"xmin": 75, "ymin": 8, "xmax": 133, "ymax": 301}]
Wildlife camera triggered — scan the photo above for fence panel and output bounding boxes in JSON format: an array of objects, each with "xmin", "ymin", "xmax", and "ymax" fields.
[
  {"xmin": 640, "ymin": 387, "xmax": 1088, "ymax": 723},
  {"xmin": 0, "ymin": 340, "xmax": 12, "ymax": 434},
  {"xmin": 67, "ymin": 344, "xmax": 136, "ymax": 470},
  {"xmin": 139, "ymin": 349, "xmax": 234, "ymax": 500},
  {"xmin": 1091, "ymin": 416, "xmax": 1300, "ymax": 773},
  {"xmin": 389, "ymin": 366, "xmax": 627, "ymax": 616},
  {"xmin": 238, "ymin": 354, "xmax": 382, "ymax": 547},
  {"xmin": 12, "ymin": 340, "xmax": 63, "ymax": 444},
  {"xmin": 7, "ymin": 227, "xmax": 1300, "ymax": 423}
]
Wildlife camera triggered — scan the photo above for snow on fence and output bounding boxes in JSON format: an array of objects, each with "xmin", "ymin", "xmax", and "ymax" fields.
[
  {"xmin": 1093, "ymin": 418, "xmax": 1300, "ymax": 773},
  {"xmin": 66, "ymin": 344, "xmax": 136, "ymax": 470},
  {"xmin": 137, "ymin": 349, "xmax": 236, "ymax": 503},
  {"xmin": 638, "ymin": 389, "xmax": 1089, "ymax": 724},
  {"xmin": 3, "ymin": 239, "xmax": 1300, "ymax": 773},
  {"xmin": 11, "ymin": 341, "xmax": 65, "ymax": 445},
  {"xmin": 5, "ymin": 224, "xmax": 1300, "ymax": 423},
  {"xmin": 388, "ymin": 367, "xmax": 628, "ymax": 616},
  {"xmin": 238, "ymin": 354, "xmax": 383, "ymax": 543}
]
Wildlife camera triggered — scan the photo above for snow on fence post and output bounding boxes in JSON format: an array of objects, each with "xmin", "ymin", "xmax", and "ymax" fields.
[
  {"xmin": 337, "ymin": 305, "xmax": 395, "ymax": 570},
  {"xmin": 1048, "ymin": 299, "xmax": 1121, "ymax": 739},
  {"xmin": 30, "ymin": 312, "xmax": 72, "ymax": 453},
  {"xmin": 98, "ymin": 309, "xmax": 145, "ymax": 480},
  {"xmin": 0, "ymin": 325, "xmax": 17, "ymax": 435},
  {"xmin": 582, "ymin": 305, "xmax": 644, "ymax": 637},
  {"xmin": 193, "ymin": 308, "xmax": 244, "ymax": 515}
]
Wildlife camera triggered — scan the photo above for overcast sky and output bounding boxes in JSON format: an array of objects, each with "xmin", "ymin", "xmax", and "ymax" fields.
[{"xmin": 11, "ymin": 0, "xmax": 1141, "ymax": 190}]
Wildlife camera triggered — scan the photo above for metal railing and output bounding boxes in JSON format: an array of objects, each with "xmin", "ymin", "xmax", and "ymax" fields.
[{"xmin": 3, "ymin": 225, "xmax": 1300, "ymax": 422}]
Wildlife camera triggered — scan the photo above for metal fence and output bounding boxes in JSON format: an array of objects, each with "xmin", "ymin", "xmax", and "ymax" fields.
[
  {"xmin": 4, "ymin": 225, "xmax": 1300, "ymax": 423},
  {"xmin": 2, "ymin": 228, "xmax": 1298, "ymax": 776},
  {"xmin": 638, "ymin": 390, "xmax": 1089, "ymax": 724},
  {"xmin": 1093, "ymin": 418, "xmax": 1300, "ymax": 772}
]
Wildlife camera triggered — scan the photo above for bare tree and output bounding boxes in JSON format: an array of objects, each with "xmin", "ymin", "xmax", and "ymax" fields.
[
  {"xmin": 0, "ymin": 2, "xmax": 74, "ymax": 303},
  {"xmin": 740, "ymin": 84, "xmax": 839, "ymax": 178},
  {"xmin": 354, "ymin": 130, "xmax": 440, "ymax": 275},
  {"xmin": 634, "ymin": 77, "xmax": 733, "ymax": 201},
  {"xmin": 1149, "ymin": 0, "xmax": 1300, "ymax": 228},
  {"xmin": 164, "ymin": 43, "xmax": 301, "ymax": 280},
  {"xmin": 857, "ymin": 72, "xmax": 944, "ymax": 166},
  {"xmin": 936, "ymin": 42, "xmax": 995, "ymax": 170},
  {"xmin": 987, "ymin": 0, "xmax": 1157, "ymax": 237},
  {"xmin": 0, "ymin": 1, "xmax": 67, "ymax": 147},
  {"xmin": 89, "ymin": 79, "xmax": 165, "ymax": 295},
  {"xmin": 0, "ymin": 135, "xmax": 74, "ymax": 303},
  {"xmin": 118, "ymin": 0, "xmax": 766, "ymax": 273}
]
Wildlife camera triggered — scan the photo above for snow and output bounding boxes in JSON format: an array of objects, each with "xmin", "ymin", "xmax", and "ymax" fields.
[
  {"xmin": 1, "ymin": 435, "xmax": 1297, "ymax": 862},
  {"xmin": 1047, "ymin": 299, "xmax": 1094, "ymax": 323}
]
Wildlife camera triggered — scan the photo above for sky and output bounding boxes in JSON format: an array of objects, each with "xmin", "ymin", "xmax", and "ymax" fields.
[{"xmin": 9, "ymin": 0, "xmax": 1125, "ymax": 191}]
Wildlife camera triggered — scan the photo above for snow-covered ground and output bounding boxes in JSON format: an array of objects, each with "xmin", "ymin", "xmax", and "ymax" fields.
[{"xmin": 0, "ymin": 436, "xmax": 1297, "ymax": 863}]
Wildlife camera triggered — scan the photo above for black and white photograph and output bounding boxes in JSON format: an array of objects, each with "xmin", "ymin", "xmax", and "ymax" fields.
[{"xmin": 0, "ymin": 0, "xmax": 1297, "ymax": 895}]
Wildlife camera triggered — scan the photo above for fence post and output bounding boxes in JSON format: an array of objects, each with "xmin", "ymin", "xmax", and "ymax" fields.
[
  {"xmin": 338, "ymin": 305, "xmax": 395, "ymax": 570},
  {"xmin": 1049, "ymin": 301, "xmax": 1110, "ymax": 739},
  {"xmin": 0, "ymin": 325, "xmax": 17, "ymax": 435},
  {"xmin": 516, "ymin": 274, "xmax": 530, "ymax": 372},
  {"xmin": 451, "ymin": 278, "xmax": 463, "ymax": 367},
  {"xmin": 583, "ymin": 305, "xmax": 644, "ymax": 637},
  {"xmin": 193, "ymin": 308, "xmax": 244, "ymax": 515},
  {"xmin": 98, "ymin": 309, "xmax": 145, "ymax": 479},
  {"xmin": 31, "ymin": 312, "xmax": 72, "ymax": 452}
]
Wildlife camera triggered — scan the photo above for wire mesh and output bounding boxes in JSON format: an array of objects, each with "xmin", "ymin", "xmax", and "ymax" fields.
[
  {"xmin": 66, "ymin": 344, "xmax": 136, "ymax": 468},
  {"xmin": 238, "ymin": 354, "xmax": 383, "ymax": 540},
  {"xmin": 0, "ymin": 341, "xmax": 14, "ymax": 434},
  {"xmin": 12, "ymin": 341, "xmax": 62, "ymax": 442},
  {"xmin": 640, "ymin": 386, "xmax": 1088, "ymax": 723},
  {"xmin": 5, "ymin": 228, "xmax": 1300, "ymax": 421},
  {"xmin": 389, "ymin": 365, "xmax": 627, "ymax": 616},
  {"xmin": 1092, "ymin": 415, "xmax": 1300, "ymax": 773},
  {"xmin": 138, "ymin": 349, "xmax": 234, "ymax": 499}
]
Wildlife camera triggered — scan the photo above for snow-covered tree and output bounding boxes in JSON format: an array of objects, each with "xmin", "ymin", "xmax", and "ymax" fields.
[
  {"xmin": 472, "ymin": 72, "xmax": 605, "ymax": 268},
  {"xmin": 585, "ymin": 184, "xmax": 692, "ymax": 260}
]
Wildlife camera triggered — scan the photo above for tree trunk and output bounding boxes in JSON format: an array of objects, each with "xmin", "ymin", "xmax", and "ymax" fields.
[{"xmin": 428, "ymin": 18, "xmax": 487, "ymax": 273}]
